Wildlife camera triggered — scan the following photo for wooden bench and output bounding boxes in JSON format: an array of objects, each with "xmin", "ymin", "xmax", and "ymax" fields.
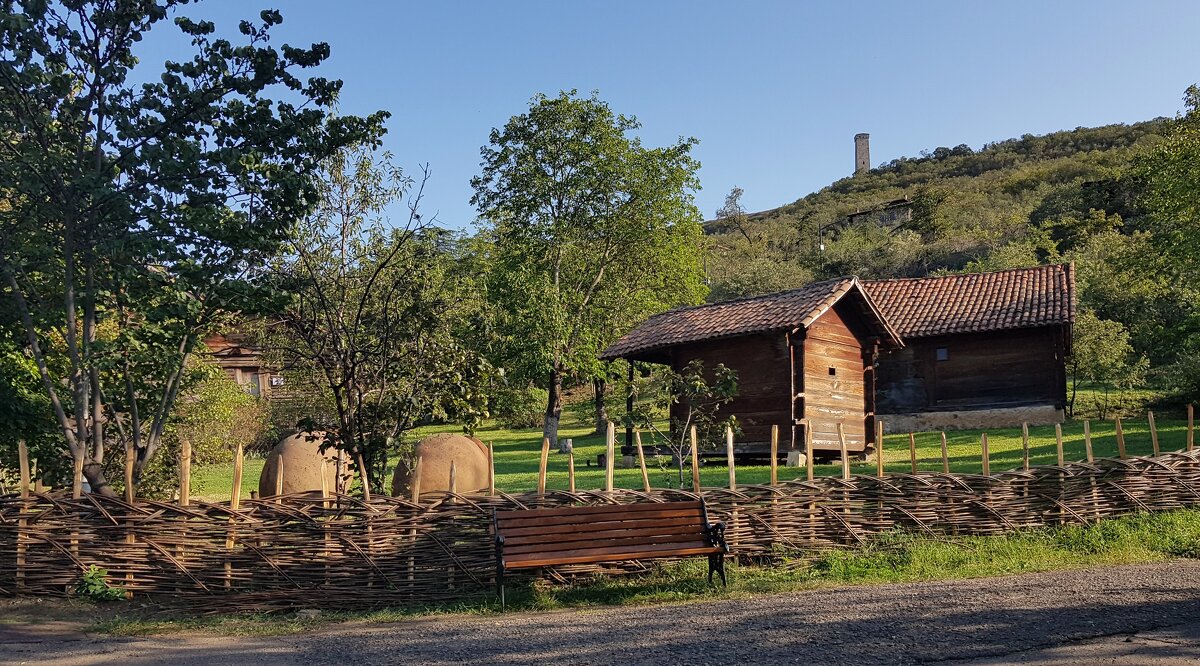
[{"xmin": 492, "ymin": 500, "xmax": 728, "ymax": 605}]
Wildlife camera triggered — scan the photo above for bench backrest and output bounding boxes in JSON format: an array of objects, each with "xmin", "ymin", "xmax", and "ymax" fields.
[{"xmin": 494, "ymin": 500, "xmax": 719, "ymax": 569}]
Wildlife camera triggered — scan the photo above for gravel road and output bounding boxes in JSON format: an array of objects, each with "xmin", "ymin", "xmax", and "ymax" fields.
[{"xmin": 4, "ymin": 561, "xmax": 1200, "ymax": 665}]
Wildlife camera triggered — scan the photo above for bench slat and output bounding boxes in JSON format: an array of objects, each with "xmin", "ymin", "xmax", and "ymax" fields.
[
  {"xmin": 504, "ymin": 542, "xmax": 719, "ymax": 569},
  {"xmin": 495, "ymin": 501, "xmax": 701, "ymax": 521},
  {"xmin": 502, "ymin": 523, "xmax": 705, "ymax": 547},
  {"xmin": 504, "ymin": 532, "xmax": 707, "ymax": 556},
  {"xmin": 495, "ymin": 507, "xmax": 703, "ymax": 530},
  {"xmin": 498, "ymin": 515, "xmax": 704, "ymax": 539}
]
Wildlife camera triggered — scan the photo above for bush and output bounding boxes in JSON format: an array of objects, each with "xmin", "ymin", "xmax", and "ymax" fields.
[
  {"xmin": 493, "ymin": 384, "xmax": 547, "ymax": 429},
  {"xmin": 75, "ymin": 565, "xmax": 125, "ymax": 602}
]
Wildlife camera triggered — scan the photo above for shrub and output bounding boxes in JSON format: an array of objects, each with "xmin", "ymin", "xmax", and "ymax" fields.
[
  {"xmin": 75, "ymin": 565, "xmax": 125, "ymax": 602},
  {"xmin": 493, "ymin": 384, "xmax": 547, "ymax": 429}
]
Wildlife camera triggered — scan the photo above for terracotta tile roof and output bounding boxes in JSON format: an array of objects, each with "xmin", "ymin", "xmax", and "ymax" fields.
[
  {"xmin": 600, "ymin": 278, "xmax": 899, "ymax": 361},
  {"xmin": 862, "ymin": 263, "xmax": 1075, "ymax": 339}
]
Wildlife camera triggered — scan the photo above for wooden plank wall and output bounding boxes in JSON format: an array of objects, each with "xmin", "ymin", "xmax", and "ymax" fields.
[{"xmin": 802, "ymin": 303, "xmax": 868, "ymax": 451}]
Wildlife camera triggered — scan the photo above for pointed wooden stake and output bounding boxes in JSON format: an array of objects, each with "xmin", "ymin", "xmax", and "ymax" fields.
[
  {"xmin": 726, "ymin": 426, "xmax": 736, "ymax": 491},
  {"xmin": 1115, "ymin": 417, "xmax": 1127, "ymax": 459},
  {"xmin": 538, "ymin": 437, "xmax": 550, "ymax": 495},
  {"xmin": 72, "ymin": 453, "xmax": 84, "ymax": 499},
  {"xmin": 804, "ymin": 420, "xmax": 815, "ymax": 482},
  {"xmin": 487, "ymin": 441, "xmax": 496, "ymax": 496},
  {"xmin": 605, "ymin": 421, "xmax": 616, "ymax": 492},
  {"xmin": 1021, "ymin": 422, "xmax": 1030, "ymax": 472},
  {"xmin": 1083, "ymin": 420, "xmax": 1094, "ymax": 463},
  {"xmin": 635, "ymin": 430, "xmax": 651, "ymax": 492},
  {"xmin": 17, "ymin": 440, "xmax": 29, "ymax": 592},
  {"xmin": 837, "ymin": 422, "xmax": 850, "ymax": 480},
  {"xmin": 179, "ymin": 438, "xmax": 191, "ymax": 506},
  {"xmin": 875, "ymin": 419, "xmax": 885, "ymax": 478},
  {"xmin": 1148, "ymin": 411, "xmax": 1160, "ymax": 456},
  {"xmin": 981, "ymin": 432, "xmax": 991, "ymax": 477},
  {"xmin": 769, "ymin": 425, "xmax": 779, "ymax": 486},
  {"xmin": 940, "ymin": 432, "xmax": 950, "ymax": 474},
  {"xmin": 124, "ymin": 440, "xmax": 136, "ymax": 503},
  {"xmin": 410, "ymin": 456, "xmax": 423, "ymax": 504},
  {"xmin": 231, "ymin": 443, "xmax": 244, "ymax": 510},
  {"xmin": 908, "ymin": 432, "xmax": 917, "ymax": 474},
  {"xmin": 448, "ymin": 460, "xmax": 457, "ymax": 498},
  {"xmin": 1188, "ymin": 405, "xmax": 1195, "ymax": 452},
  {"xmin": 1055, "ymin": 423, "xmax": 1065, "ymax": 466},
  {"xmin": 274, "ymin": 453, "xmax": 285, "ymax": 503},
  {"xmin": 690, "ymin": 425, "xmax": 702, "ymax": 491}
]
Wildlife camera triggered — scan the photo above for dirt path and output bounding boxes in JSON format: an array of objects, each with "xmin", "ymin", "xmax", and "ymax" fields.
[{"xmin": 4, "ymin": 561, "xmax": 1200, "ymax": 665}]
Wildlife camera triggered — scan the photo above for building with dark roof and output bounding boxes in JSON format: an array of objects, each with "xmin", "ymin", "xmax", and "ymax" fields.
[
  {"xmin": 863, "ymin": 264, "xmax": 1075, "ymax": 431},
  {"xmin": 602, "ymin": 264, "xmax": 1076, "ymax": 455},
  {"xmin": 600, "ymin": 277, "xmax": 902, "ymax": 454}
]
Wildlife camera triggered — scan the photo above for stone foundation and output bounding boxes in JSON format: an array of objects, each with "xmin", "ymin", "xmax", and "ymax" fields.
[{"xmin": 880, "ymin": 405, "xmax": 1064, "ymax": 433}]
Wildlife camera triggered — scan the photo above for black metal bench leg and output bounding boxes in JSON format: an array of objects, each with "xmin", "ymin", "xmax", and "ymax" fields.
[{"xmin": 708, "ymin": 553, "xmax": 727, "ymax": 586}]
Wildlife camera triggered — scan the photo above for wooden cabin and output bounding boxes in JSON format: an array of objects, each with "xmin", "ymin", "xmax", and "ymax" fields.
[
  {"xmin": 600, "ymin": 278, "xmax": 902, "ymax": 454},
  {"xmin": 863, "ymin": 264, "xmax": 1075, "ymax": 431},
  {"xmin": 202, "ymin": 333, "xmax": 280, "ymax": 398}
]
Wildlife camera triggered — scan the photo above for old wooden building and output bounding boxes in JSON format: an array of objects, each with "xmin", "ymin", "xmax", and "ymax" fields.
[
  {"xmin": 600, "ymin": 278, "xmax": 901, "ymax": 454},
  {"xmin": 863, "ymin": 264, "xmax": 1076, "ymax": 431}
]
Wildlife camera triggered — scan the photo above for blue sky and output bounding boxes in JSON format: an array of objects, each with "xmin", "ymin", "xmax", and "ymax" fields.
[{"xmin": 137, "ymin": 1, "xmax": 1200, "ymax": 229}]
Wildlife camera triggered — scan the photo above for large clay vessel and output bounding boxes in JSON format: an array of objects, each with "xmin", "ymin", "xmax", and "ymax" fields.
[
  {"xmin": 391, "ymin": 433, "xmax": 490, "ymax": 497},
  {"xmin": 258, "ymin": 431, "xmax": 347, "ymax": 497}
]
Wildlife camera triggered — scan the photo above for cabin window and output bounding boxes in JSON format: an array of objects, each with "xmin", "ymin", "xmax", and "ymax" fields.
[
  {"xmin": 936, "ymin": 347, "xmax": 949, "ymax": 361},
  {"xmin": 828, "ymin": 367, "xmax": 836, "ymax": 376}
]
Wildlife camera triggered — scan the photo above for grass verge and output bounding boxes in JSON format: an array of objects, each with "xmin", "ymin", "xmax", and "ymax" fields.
[{"xmin": 89, "ymin": 507, "xmax": 1200, "ymax": 637}]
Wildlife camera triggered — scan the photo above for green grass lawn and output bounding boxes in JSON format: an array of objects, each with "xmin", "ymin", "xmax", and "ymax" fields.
[{"xmin": 190, "ymin": 416, "xmax": 1196, "ymax": 502}]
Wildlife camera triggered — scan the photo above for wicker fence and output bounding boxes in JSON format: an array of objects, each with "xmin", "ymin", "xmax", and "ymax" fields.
[{"xmin": 3, "ymin": 449, "xmax": 1200, "ymax": 612}]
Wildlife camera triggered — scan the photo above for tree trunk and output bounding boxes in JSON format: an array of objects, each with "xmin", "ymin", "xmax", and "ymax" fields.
[
  {"xmin": 543, "ymin": 367, "xmax": 563, "ymax": 452},
  {"xmin": 82, "ymin": 459, "xmax": 117, "ymax": 497},
  {"xmin": 593, "ymin": 378, "xmax": 608, "ymax": 435}
]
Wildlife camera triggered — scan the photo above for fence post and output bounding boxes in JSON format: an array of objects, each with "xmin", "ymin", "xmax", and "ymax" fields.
[
  {"xmin": 908, "ymin": 432, "xmax": 917, "ymax": 474},
  {"xmin": 635, "ymin": 431, "xmax": 650, "ymax": 492},
  {"xmin": 72, "ymin": 453, "xmax": 84, "ymax": 499},
  {"xmin": 274, "ymin": 454, "xmax": 285, "ymax": 503},
  {"xmin": 769, "ymin": 425, "xmax": 779, "ymax": 486},
  {"xmin": 410, "ymin": 456, "xmax": 423, "ymax": 504},
  {"xmin": 605, "ymin": 421, "xmax": 615, "ymax": 493},
  {"xmin": 538, "ymin": 437, "xmax": 550, "ymax": 495},
  {"xmin": 179, "ymin": 438, "xmax": 191, "ymax": 506},
  {"xmin": 1148, "ymin": 411, "xmax": 1160, "ymax": 456},
  {"xmin": 837, "ymin": 422, "xmax": 850, "ymax": 480},
  {"xmin": 726, "ymin": 426, "xmax": 736, "ymax": 491},
  {"xmin": 124, "ymin": 440, "xmax": 136, "ymax": 503},
  {"xmin": 17, "ymin": 440, "xmax": 29, "ymax": 592},
  {"xmin": 876, "ymin": 419, "xmax": 885, "ymax": 478},
  {"xmin": 690, "ymin": 425, "xmax": 702, "ymax": 491},
  {"xmin": 981, "ymin": 432, "xmax": 990, "ymax": 477},
  {"xmin": 1188, "ymin": 405, "xmax": 1195, "ymax": 452},
  {"xmin": 487, "ymin": 441, "xmax": 496, "ymax": 496},
  {"xmin": 448, "ymin": 460, "xmax": 457, "ymax": 499},
  {"xmin": 1055, "ymin": 423, "xmax": 1065, "ymax": 467},
  {"xmin": 567, "ymin": 446, "xmax": 576, "ymax": 492},
  {"xmin": 1021, "ymin": 422, "xmax": 1030, "ymax": 472},
  {"xmin": 805, "ymin": 421, "xmax": 815, "ymax": 482},
  {"xmin": 1083, "ymin": 420, "xmax": 1094, "ymax": 463},
  {"xmin": 1115, "ymin": 417, "xmax": 1127, "ymax": 459},
  {"xmin": 940, "ymin": 432, "xmax": 950, "ymax": 474}
]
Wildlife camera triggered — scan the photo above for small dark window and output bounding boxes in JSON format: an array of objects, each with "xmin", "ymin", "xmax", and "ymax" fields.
[
  {"xmin": 828, "ymin": 367, "xmax": 836, "ymax": 376},
  {"xmin": 936, "ymin": 347, "xmax": 949, "ymax": 361}
]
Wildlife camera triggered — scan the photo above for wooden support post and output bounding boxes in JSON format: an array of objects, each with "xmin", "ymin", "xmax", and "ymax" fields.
[
  {"xmin": 690, "ymin": 425, "xmax": 702, "ymax": 491},
  {"xmin": 769, "ymin": 425, "xmax": 779, "ymax": 486},
  {"xmin": 355, "ymin": 452, "xmax": 372, "ymax": 503},
  {"xmin": 231, "ymin": 443, "xmax": 244, "ymax": 510},
  {"xmin": 726, "ymin": 426, "xmax": 736, "ymax": 491},
  {"xmin": 837, "ymin": 422, "xmax": 850, "ymax": 480},
  {"xmin": 605, "ymin": 421, "xmax": 616, "ymax": 492},
  {"xmin": 1115, "ymin": 417, "xmax": 1127, "ymax": 459},
  {"xmin": 178, "ymin": 438, "xmax": 191, "ymax": 506},
  {"xmin": 940, "ymin": 432, "xmax": 950, "ymax": 474},
  {"xmin": 804, "ymin": 421, "xmax": 815, "ymax": 482},
  {"xmin": 980, "ymin": 432, "xmax": 991, "ymax": 477},
  {"xmin": 1055, "ymin": 423, "xmax": 1065, "ymax": 467},
  {"xmin": 487, "ymin": 441, "xmax": 496, "ymax": 496},
  {"xmin": 1083, "ymin": 420, "xmax": 1094, "ymax": 463},
  {"xmin": 274, "ymin": 453, "xmax": 285, "ymax": 503},
  {"xmin": 538, "ymin": 437, "xmax": 550, "ymax": 495},
  {"xmin": 1021, "ymin": 422, "xmax": 1030, "ymax": 472},
  {"xmin": 875, "ymin": 419, "xmax": 885, "ymax": 478},
  {"xmin": 1188, "ymin": 405, "xmax": 1195, "ymax": 452},
  {"xmin": 1148, "ymin": 411, "xmax": 1160, "ymax": 456},
  {"xmin": 568, "ymin": 446, "xmax": 576, "ymax": 492},
  {"xmin": 410, "ymin": 456, "xmax": 423, "ymax": 504},
  {"xmin": 635, "ymin": 431, "xmax": 651, "ymax": 492},
  {"xmin": 17, "ymin": 440, "xmax": 29, "ymax": 592},
  {"xmin": 124, "ymin": 440, "xmax": 135, "ymax": 503},
  {"xmin": 908, "ymin": 432, "xmax": 917, "ymax": 474},
  {"xmin": 448, "ymin": 460, "xmax": 457, "ymax": 497},
  {"xmin": 72, "ymin": 453, "xmax": 84, "ymax": 499}
]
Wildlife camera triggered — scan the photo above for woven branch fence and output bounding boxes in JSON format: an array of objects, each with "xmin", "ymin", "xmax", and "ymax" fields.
[{"xmin": 3, "ymin": 450, "xmax": 1200, "ymax": 612}]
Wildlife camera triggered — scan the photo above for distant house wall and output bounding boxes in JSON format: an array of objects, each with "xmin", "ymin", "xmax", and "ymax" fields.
[
  {"xmin": 876, "ymin": 327, "xmax": 1067, "ymax": 429},
  {"xmin": 802, "ymin": 301, "xmax": 872, "ymax": 451}
]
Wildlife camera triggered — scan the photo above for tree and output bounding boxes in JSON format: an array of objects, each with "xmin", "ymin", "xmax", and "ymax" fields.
[
  {"xmin": 1137, "ymin": 85, "xmax": 1200, "ymax": 285},
  {"xmin": 1068, "ymin": 309, "xmax": 1148, "ymax": 419},
  {"xmin": 471, "ymin": 91, "xmax": 707, "ymax": 448},
  {"xmin": 266, "ymin": 144, "xmax": 492, "ymax": 496},
  {"xmin": 629, "ymin": 360, "xmax": 738, "ymax": 488},
  {"xmin": 0, "ymin": 3, "xmax": 384, "ymax": 494}
]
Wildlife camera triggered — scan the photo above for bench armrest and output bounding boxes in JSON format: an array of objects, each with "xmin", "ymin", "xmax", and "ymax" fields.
[{"xmin": 706, "ymin": 521, "xmax": 729, "ymax": 552}]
